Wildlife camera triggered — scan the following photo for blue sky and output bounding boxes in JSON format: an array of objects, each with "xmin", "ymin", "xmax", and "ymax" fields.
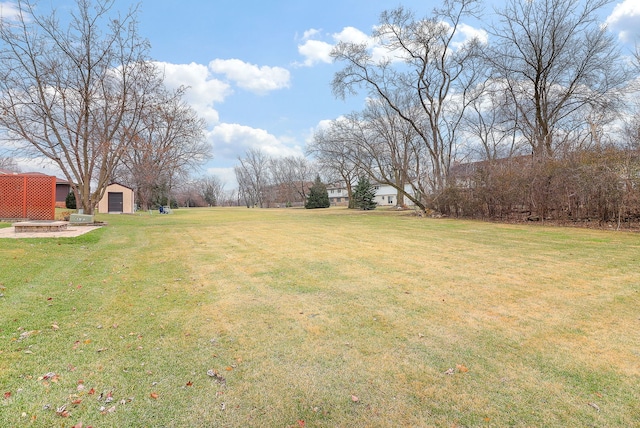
[
  {"xmin": 4, "ymin": 0, "xmax": 640, "ymax": 188},
  {"xmin": 134, "ymin": 0, "xmax": 447, "ymax": 186}
]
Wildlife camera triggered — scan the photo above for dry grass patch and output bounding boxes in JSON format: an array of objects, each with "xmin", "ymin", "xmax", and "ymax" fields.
[{"xmin": 1, "ymin": 207, "xmax": 639, "ymax": 427}]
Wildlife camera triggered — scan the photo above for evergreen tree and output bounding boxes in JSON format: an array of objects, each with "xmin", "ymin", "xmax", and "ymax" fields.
[
  {"xmin": 305, "ymin": 175, "xmax": 330, "ymax": 209},
  {"xmin": 65, "ymin": 191, "xmax": 76, "ymax": 209},
  {"xmin": 353, "ymin": 176, "xmax": 377, "ymax": 210}
]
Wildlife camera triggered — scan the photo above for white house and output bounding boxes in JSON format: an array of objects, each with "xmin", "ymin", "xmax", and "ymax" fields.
[
  {"xmin": 372, "ymin": 183, "xmax": 416, "ymax": 207},
  {"xmin": 327, "ymin": 182, "xmax": 350, "ymax": 206},
  {"xmin": 328, "ymin": 181, "xmax": 416, "ymax": 207}
]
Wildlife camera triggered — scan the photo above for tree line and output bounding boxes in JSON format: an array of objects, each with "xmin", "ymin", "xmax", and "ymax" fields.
[
  {"xmin": 234, "ymin": 149, "xmax": 317, "ymax": 208},
  {"xmin": 306, "ymin": 0, "xmax": 640, "ymax": 225},
  {"xmin": 3, "ymin": 0, "xmax": 640, "ymax": 222}
]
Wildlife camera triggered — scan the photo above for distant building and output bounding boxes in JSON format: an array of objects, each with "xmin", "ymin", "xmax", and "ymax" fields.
[{"xmin": 327, "ymin": 182, "xmax": 350, "ymax": 206}]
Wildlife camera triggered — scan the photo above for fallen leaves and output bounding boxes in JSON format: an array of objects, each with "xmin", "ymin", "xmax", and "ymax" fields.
[
  {"xmin": 18, "ymin": 330, "xmax": 39, "ymax": 341},
  {"xmin": 4, "ymin": 391, "xmax": 11, "ymax": 399},
  {"xmin": 444, "ymin": 364, "xmax": 469, "ymax": 375},
  {"xmin": 150, "ymin": 392, "xmax": 159, "ymax": 399},
  {"xmin": 99, "ymin": 405, "xmax": 116, "ymax": 414},
  {"xmin": 55, "ymin": 404, "xmax": 69, "ymax": 418},
  {"xmin": 39, "ymin": 372, "xmax": 59, "ymax": 382},
  {"xmin": 351, "ymin": 395, "xmax": 359, "ymax": 403},
  {"xmin": 207, "ymin": 369, "xmax": 226, "ymax": 385}
]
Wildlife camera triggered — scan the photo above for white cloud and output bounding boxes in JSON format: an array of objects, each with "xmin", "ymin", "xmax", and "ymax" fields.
[
  {"xmin": 332, "ymin": 26, "xmax": 371, "ymax": 45},
  {"xmin": 606, "ymin": 0, "xmax": 640, "ymax": 43},
  {"xmin": 302, "ymin": 28, "xmax": 321, "ymax": 40},
  {"xmin": 297, "ymin": 26, "xmax": 373, "ymax": 67},
  {"xmin": 14, "ymin": 156, "xmax": 63, "ymax": 177},
  {"xmin": 297, "ymin": 21, "xmax": 486, "ymax": 67},
  {"xmin": 453, "ymin": 23, "xmax": 489, "ymax": 48},
  {"xmin": 205, "ymin": 166, "xmax": 237, "ymax": 190},
  {"xmin": 312, "ymin": 118, "xmax": 337, "ymax": 133},
  {"xmin": 209, "ymin": 59, "xmax": 290, "ymax": 95},
  {"xmin": 0, "ymin": 2, "xmax": 22, "ymax": 21},
  {"xmin": 210, "ymin": 123, "xmax": 302, "ymax": 161},
  {"xmin": 156, "ymin": 61, "xmax": 230, "ymax": 125},
  {"xmin": 297, "ymin": 39, "xmax": 334, "ymax": 66}
]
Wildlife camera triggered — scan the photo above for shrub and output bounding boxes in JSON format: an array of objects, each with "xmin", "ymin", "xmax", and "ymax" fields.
[{"xmin": 65, "ymin": 191, "xmax": 76, "ymax": 209}]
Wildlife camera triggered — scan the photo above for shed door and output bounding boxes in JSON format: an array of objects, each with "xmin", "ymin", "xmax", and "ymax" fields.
[{"xmin": 108, "ymin": 192, "xmax": 123, "ymax": 212}]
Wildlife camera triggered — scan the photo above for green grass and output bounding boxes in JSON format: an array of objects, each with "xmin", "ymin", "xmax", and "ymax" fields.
[{"xmin": 1, "ymin": 207, "xmax": 639, "ymax": 427}]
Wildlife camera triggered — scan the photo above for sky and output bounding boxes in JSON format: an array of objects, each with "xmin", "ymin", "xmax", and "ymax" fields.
[{"xmin": 3, "ymin": 0, "xmax": 640, "ymax": 189}]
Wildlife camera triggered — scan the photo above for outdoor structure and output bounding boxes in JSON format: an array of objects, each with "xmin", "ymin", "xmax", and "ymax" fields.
[
  {"xmin": 97, "ymin": 183, "xmax": 135, "ymax": 214},
  {"xmin": 1, "ymin": 169, "xmax": 72, "ymax": 208},
  {"xmin": 0, "ymin": 174, "xmax": 56, "ymax": 220}
]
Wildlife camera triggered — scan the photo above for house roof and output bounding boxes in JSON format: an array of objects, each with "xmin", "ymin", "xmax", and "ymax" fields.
[
  {"xmin": 449, "ymin": 155, "xmax": 533, "ymax": 179},
  {"xmin": 107, "ymin": 181, "xmax": 134, "ymax": 191},
  {"xmin": 0, "ymin": 169, "xmax": 71, "ymax": 184}
]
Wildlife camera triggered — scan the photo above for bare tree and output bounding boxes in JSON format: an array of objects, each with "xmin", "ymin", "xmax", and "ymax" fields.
[
  {"xmin": 361, "ymin": 98, "xmax": 429, "ymax": 208},
  {"xmin": 0, "ymin": 0, "xmax": 158, "ymax": 214},
  {"xmin": 198, "ymin": 175, "xmax": 226, "ymax": 207},
  {"xmin": 307, "ymin": 124, "xmax": 360, "ymax": 208},
  {"xmin": 317, "ymin": 102, "xmax": 428, "ymax": 210},
  {"xmin": 331, "ymin": 1, "xmax": 484, "ymax": 204},
  {"xmin": 118, "ymin": 86, "xmax": 210, "ymax": 210},
  {"xmin": 488, "ymin": 0, "xmax": 628, "ymax": 159},
  {"xmin": 0, "ymin": 156, "xmax": 20, "ymax": 172},
  {"xmin": 269, "ymin": 156, "xmax": 316, "ymax": 206},
  {"xmin": 462, "ymin": 80, "xmax": 525, "ymax": 161},
  {"xmin": 234, "ymin": 148, "xmax": 270, "ymax": 208}
]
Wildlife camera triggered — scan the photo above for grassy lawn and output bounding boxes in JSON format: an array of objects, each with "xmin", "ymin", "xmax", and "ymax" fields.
[{"xmin": 1, "ymin": 207, "xmax": 639, "ymax": 427}]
